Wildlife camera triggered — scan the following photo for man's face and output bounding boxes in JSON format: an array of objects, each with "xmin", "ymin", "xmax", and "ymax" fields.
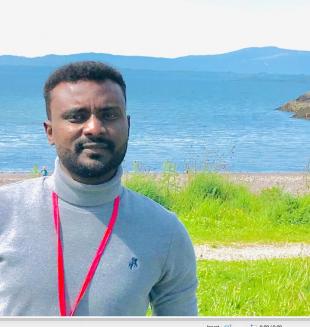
[{"xmin": 44, "ymin": 80, "xmax": 129, "ymax": 184}]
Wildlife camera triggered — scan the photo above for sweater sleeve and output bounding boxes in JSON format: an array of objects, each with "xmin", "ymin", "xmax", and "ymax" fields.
[{"xmin": 149, "ymin": 217, "xmax": 198, "ymax": 316}]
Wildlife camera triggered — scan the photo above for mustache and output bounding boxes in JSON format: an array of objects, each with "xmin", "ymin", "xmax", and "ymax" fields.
[{"xmin": 74, "ymin": 137, "xmax": 115, "ymax": 153}]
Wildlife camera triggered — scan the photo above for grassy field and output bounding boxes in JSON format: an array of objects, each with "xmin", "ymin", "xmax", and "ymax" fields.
[
  {"xmin": 146, "ymin": 258, "xmax": 310, "ymax": 316},
  {"xmin": 173, "ymin": 173, "xmax": 310, "ymax": 244},
  {"xmin": 127, "ymin": 169, "xmax": 310, "ymax": 316},
  {"xmin": 197, "ymin": 258, "xmax": 310, "ymax": 316},
  {"xmin": 124, "ymin": 171, "xmax": 310, "ymax": 244}
]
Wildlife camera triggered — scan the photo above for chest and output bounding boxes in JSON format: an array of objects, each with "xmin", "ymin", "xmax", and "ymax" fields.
[{"xmin": 0, "ymin": 204, "xmax": 164, "ymax": 315}]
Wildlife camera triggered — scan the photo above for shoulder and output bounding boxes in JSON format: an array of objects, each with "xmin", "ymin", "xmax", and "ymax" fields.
[
  {"xmin": 121, "ymin": 186, "xmax": 181, "ymax": 228},
  {"xmin": 0, "ymin": 176, "xmax": 52, "ymax": 204},
  {"xmin": 0, "ymin": 176, "xmax": 53, "ymax": 231},
  {"xmin": 120, "ymin": 186, "xmax": 195, "ymax": 273},
  {"xmin": 121, "ymin": 186, "xmax": 193, "ymax": 250}
]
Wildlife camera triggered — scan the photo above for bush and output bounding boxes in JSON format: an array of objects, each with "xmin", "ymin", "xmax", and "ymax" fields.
[
  {"xmin": 260, "ymin": 188, "xmax": 310, "ymax": 225},
  {"xmin": 124, "ymin": 173, "xmax": 172, "ymax": 209}
]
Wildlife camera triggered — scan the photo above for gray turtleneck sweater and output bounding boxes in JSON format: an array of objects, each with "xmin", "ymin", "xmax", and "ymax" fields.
[{"xmin": 0, "ymin": 159, "xmax": 197, "ymax": 316}]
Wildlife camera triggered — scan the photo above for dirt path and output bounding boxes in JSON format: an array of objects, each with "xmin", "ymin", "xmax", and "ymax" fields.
[{"xmin": 194, "ymin": 243, "xmax": 310, "ymax": 261}]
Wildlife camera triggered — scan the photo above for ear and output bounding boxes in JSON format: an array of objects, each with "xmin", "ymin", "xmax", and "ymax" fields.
[
  {"xmin": 44, "ymin": 120, "xmax": 55, "ymax": 145},
  {"xmin": 127, "ymin": 115, "xmax": 131, "ymax": 136}
]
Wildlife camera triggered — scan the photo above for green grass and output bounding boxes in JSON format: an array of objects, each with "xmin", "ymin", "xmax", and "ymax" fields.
[
  {"xmin": 146, "ymin": 258, "xmax": 310, "ymax": 316},
  {"xmin": 124, "ymin": 172, "xmax": 310, "ymax": 244},
  {"xmin": 126, "ymin": 169, "xmax": 310, "ymax": 316},
  {"xmin": 197, "ymin": 258, "xmax": 310, "ymax": 316}
]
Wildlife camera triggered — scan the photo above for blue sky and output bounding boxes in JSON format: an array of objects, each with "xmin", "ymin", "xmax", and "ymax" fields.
[{"xmin": 1, "ymin": 0, "xmax": 309, "ymax": 57}]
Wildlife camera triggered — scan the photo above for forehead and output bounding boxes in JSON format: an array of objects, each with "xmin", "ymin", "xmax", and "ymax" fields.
[{"xmin": 49, "ymin": 80, "xmax": 125, "ymax": 110}]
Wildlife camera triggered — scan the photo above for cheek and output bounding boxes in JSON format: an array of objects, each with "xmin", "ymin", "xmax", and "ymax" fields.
[
  {"xmin": 113, "ymin": 120, "xmax": 129, "ymax": 139},
  {"xmin": 113, "ymin": 127, "xmax": 128, "ymax": 146},
  {"xmin": 52, "ymin": 124, "xmax": 81, "ymax": 148}
]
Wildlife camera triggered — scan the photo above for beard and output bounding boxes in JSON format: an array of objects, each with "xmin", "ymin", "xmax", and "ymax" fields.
[{"xmin": 56, "ymin": 136, "xmax": 128, "ymax": 180}]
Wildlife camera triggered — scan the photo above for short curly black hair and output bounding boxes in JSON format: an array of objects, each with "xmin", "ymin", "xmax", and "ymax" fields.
[{"xmin": 44, "ymin": 61, "xmax": 126, "ymax": 119}]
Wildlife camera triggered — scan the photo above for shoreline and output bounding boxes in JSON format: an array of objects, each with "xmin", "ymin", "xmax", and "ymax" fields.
[{"xmin": 1, "ymin": 171, "xmax": 309, "ymax": 195}]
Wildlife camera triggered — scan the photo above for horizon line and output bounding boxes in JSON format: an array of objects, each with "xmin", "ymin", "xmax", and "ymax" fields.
[{"xmin": 1, "ymin": 46, "xmax": 310, "ymax": 60}]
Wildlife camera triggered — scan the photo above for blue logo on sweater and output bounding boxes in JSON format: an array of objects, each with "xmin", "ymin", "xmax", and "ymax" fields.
[{"xmin": 129, "ymin": 257, "xmax": 138, "ymax": 270}]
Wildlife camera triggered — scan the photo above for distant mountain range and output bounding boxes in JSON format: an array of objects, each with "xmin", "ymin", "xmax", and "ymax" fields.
[{"xmin": 1, "ymin": 47, "xmax": 310, "ymax": 75}]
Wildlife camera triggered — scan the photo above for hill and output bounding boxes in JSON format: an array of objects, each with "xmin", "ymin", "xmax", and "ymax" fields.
[{"xmin": 1, "ymin": 47, "xmax": 310, "ymax": 74}]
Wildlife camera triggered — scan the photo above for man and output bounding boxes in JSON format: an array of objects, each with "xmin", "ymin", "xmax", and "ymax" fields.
[{"xmin": 0, "ymin": 61, "xmax": 197, "ymax": 316}]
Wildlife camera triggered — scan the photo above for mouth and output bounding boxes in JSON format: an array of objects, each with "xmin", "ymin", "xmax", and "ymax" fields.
[
  {"xmin": 82, "ymin": 143, "xmax": 110, "ymax": 150},
  {"xmin": 75, "ymin": 139, "xmax": 115, "ymax": 156},
  {"xmin": 79, "ymin": 143, "xmax": 113, "ymax": 158}
]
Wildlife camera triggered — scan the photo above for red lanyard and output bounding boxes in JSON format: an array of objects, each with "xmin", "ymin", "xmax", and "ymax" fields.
[{"xmin": 52, "ymin": 192, "xmax": 120, "ymax": 316}]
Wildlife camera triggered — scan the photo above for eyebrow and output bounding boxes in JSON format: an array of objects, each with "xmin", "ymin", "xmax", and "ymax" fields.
[
  {"xmin": 61, "ymin": 105, "xmax": 124, "ymax": 117},
  {"xmin": 99, "ymin": 105, "xmax": 123, "ymax": 111},
  {"xmin": 61, "ymin": 107, "xmax": 87, "ymax": 118}
]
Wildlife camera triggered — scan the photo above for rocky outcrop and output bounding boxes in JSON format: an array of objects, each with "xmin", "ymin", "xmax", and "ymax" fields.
[{"xmin": 279, "ymin": 92, "xmax": 310, "ymax": 120}]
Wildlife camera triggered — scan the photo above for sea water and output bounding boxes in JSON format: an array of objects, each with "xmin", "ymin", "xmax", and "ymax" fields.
[{"xmin": 0, "ymin": 66, "xmax": 309, "ymax": 172}]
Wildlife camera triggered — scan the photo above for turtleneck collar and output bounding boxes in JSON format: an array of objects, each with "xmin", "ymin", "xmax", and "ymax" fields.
[{"xmin": 52, "ymin": 157, "xmax": 123, "ymax": 207}]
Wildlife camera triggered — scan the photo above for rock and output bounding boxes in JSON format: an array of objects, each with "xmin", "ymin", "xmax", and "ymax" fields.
[{"xmin": 279, "ymin": 91, "xmax": 310, "ymax": 120}]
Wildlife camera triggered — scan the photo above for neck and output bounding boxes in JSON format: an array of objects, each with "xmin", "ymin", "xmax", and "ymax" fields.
[
  {"xmin": 52, "ymin": 157, "xmax": 123, "ymax": 206},
  {"xmin": 59, "ymin": 162, "xmax": 117, "ymax": 185}
]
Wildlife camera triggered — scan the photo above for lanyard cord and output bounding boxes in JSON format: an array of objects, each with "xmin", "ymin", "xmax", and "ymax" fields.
[{"xmin": 52, "ymin": 192, "xmax": 120, "ymax": 316}]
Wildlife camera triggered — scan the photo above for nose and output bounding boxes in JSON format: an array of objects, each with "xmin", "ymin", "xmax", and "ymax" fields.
[{"xmin": 83, "ymin": 115, "xmax": 105, "ymax": 136}]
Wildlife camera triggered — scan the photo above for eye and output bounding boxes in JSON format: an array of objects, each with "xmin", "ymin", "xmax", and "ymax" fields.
[
  {"xmin": 101, "ymin": 111, "xmax": 119, "ymax": 120},
  {"xmin": 67, "ymin": 111, "xmax": 89, "ymax": 123}
]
